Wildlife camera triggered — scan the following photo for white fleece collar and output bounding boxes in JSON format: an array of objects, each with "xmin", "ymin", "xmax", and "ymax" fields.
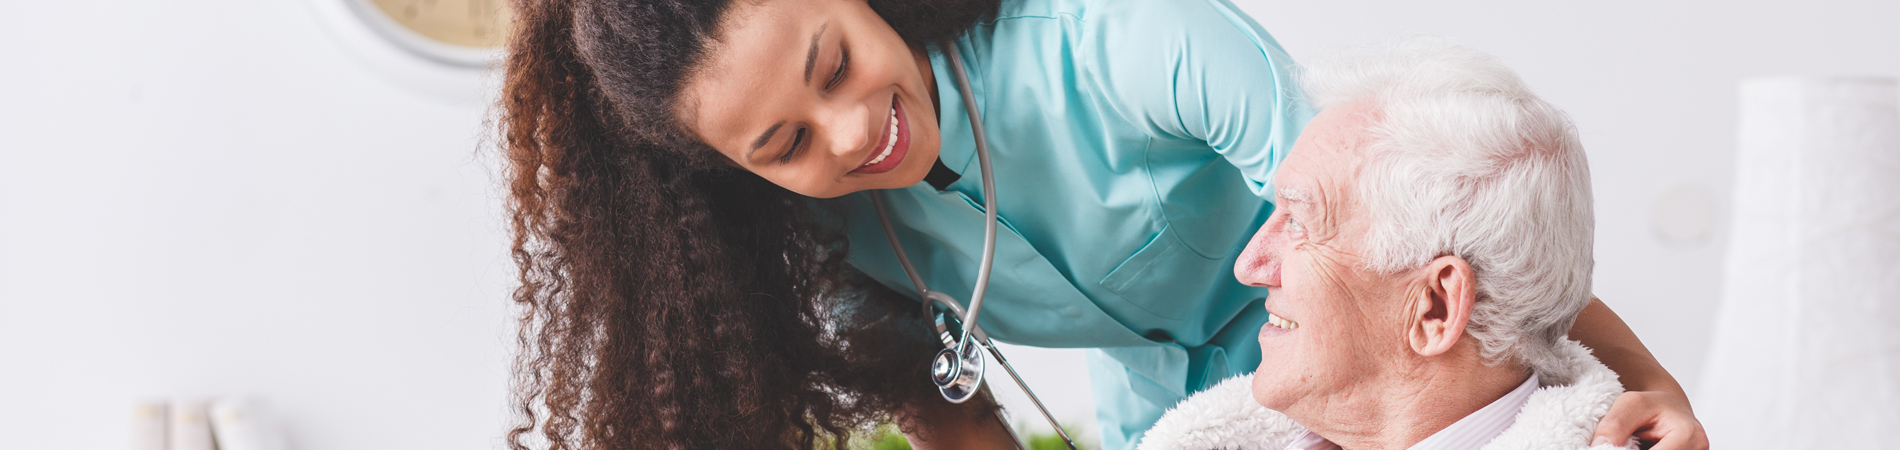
[{"xmin": 1138, "ymin": 340, "xmax": 1638, "ymax": 450}]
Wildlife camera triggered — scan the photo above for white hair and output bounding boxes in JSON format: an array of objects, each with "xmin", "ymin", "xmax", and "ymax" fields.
[{"xmin": 1299, "ymin": 37, "xmax": 1595, "ymax": 379}]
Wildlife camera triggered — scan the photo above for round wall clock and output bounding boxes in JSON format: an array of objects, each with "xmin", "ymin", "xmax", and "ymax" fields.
[{"xmin": 347, "ymin": 0, "xmax": 512, "ymax": 67}]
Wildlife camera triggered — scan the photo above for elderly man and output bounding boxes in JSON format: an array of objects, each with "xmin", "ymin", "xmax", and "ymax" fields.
[{"xmin": 1139, "ymin": 38, "xmax": 1632, "ymax": 450}]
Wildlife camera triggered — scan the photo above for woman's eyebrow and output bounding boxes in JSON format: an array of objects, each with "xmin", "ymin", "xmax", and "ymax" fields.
[
  {"xmin": 804, "ymin": 22, "xmax": 828, "ymax": 84},
  {"xmin": 750, "ymin": 121, "xmax": 785, "ymax": 156},
  {"xmin": 751, "ymin": 22, "xmax": 830, "ymax": 157}
]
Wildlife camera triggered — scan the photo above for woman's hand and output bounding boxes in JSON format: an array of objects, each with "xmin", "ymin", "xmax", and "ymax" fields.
[
  {"xmin": 1593, "ymin": 389, "xmax": 1709, "ymax": 449},
  {"xmin": 1570, "ymin": 298, "xmax": 1709, "ymax": 450}
]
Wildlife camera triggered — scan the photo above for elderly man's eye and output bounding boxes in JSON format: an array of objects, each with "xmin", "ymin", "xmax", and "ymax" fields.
[{"xmin": 1287, "ymin": 216, "xmax": 1305, "ymax": 235}]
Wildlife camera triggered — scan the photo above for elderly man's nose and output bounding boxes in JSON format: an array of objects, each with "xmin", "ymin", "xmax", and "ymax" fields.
[{"xmin": 1235, "ymin": 217, "xmax": 1284, "ymax": 287}]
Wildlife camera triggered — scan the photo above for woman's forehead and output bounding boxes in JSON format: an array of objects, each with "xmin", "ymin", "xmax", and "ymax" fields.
[
  {"xmin": 702, "ymin": 0, "xmax": 840, "ymax": 81},
  {"xmin": 682, "ymin": 4, "xmax": 827, "ymax": 151}
]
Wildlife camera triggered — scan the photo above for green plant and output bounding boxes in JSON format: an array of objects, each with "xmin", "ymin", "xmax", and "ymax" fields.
[
  {"xmin": 1025, "ymin": 432, "xmax": 1078, "ymax": 450},
  {"xmin": 856, "ymin": 423, "xmax": 1089, "ymax": 450},
  {"xmin": 864, "ymin": 424, "xmax": 911, "ymax": 450}
]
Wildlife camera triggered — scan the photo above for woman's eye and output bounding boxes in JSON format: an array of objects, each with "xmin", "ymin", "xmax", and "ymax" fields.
[
  {"xmin": 824, "ymin": 47, "xmax": 850, "ymax": 90},
  {"xmin": 780, "ymin": 128, "xmax": 806, "ymax": 163}
]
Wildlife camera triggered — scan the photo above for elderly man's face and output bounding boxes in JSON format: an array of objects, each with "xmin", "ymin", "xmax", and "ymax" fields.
[{"xmin": 1236, "ymin": 103, "xmax": 1416, "ymax": 415}]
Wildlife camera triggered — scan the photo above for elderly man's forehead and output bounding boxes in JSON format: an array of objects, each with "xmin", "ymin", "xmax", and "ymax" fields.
[
  {"xmin": 1316, "ymin": 103, "xmax": 1379, "ymax": 149},
  {"xmin": 1277, "ymin": 105, "xmax": 1376, "ymax": 208}
]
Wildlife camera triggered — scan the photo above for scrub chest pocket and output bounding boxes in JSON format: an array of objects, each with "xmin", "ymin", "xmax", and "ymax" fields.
[{"xmin": 1100, "ymin": 225, "xmax": 1223, "ymax": 322}]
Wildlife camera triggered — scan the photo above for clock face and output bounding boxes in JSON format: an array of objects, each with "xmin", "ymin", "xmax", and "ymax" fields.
[{"xmin": 365, "ymin": 0, "xmax": 511, "ymax": 49}]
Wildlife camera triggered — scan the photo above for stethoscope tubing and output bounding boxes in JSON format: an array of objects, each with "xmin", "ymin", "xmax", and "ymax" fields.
[
  {"xmin": 946, "ymin": 37, "xmax": 1000, "ymax": 352},
  {"xmin": 861, "ymin": 40, "xmax": 1079, "ymax": 450}
]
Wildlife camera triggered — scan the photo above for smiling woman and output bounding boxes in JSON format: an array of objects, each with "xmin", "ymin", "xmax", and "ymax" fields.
[
  {"xmin": 499, "ymin": 0, "xmax": 995, "ymax": 448},
  {"xmin": 677, "ymin": 0, "xmax": 944, "ymax": 197}
]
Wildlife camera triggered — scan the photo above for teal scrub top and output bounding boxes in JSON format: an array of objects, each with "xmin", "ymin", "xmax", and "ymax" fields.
[{"xmin": 827, "ymin": 0, "xmax": 1312, "ymax": 447}]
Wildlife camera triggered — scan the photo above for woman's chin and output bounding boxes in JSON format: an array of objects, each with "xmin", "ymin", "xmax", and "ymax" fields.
[
  {"xmin": 815, "ymin": 143, "xmax": 937, "ymax": 197},
  {"xmin": 809, "ymin": 171, "xmax": 927, "ymax": 199},
  {"xmin": 879, "ymin": 144, "xmax": 938, "ymax": 188},
  {"xmin": 852, "ymin": 169, "xmax": 928, "ymax": 194}
]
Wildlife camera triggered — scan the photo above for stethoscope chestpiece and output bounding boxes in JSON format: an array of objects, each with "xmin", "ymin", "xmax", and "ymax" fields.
[
  {"xmin": 923, "ymin": 290, "xmax": 987, "ymax": 403},
  {"xmin": 931, "ymin": 339, "xmax": 985, "ymax": 403}
]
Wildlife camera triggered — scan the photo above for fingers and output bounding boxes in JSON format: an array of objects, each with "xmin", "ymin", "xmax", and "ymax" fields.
[
  {"xmin": 1593, "ymin": 391, "xmax": 1710, "ymax": 450},
  {"xmin": 1637, "ymin": 410, "xmax": 1709, "ymax": 450},
  {"xmin": 1593, "ymin": 391, "xmax": 1653, "ymax": 446}
]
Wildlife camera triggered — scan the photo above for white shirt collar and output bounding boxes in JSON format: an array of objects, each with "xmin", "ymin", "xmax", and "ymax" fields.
[
  {"xmin": 1407, "ymin": 373, "xmax": 1540, "ymax": 450},
  {"xmin": 1279, "ymin": 373, "xmax": 1540, "ymax": 450}
]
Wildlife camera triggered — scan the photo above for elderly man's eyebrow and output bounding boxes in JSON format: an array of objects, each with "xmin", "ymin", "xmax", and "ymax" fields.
[
  {"xmin": 804, "ymin": 22, "xmax": 828, "ymax": 84},
  {"xmin": 1277, "ymin": 187, "xmax": 1314, "ymax": 205}
]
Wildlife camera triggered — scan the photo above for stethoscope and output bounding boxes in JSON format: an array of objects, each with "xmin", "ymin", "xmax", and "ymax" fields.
[{"xmin": 867, "ymin": 40, "xmax": 1080, "ymax": 450}]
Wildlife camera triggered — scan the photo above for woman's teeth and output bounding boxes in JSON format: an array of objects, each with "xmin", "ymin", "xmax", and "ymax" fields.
[
  {"xmin": 1267, "ymin": 312, "xmax": 1299, "ymax": 330},
  {"xmin": 862, "ymin": 106, "xmax": 899, "ymax": 167}
]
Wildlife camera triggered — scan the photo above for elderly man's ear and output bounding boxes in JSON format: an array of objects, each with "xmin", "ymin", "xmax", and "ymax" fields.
[{"xmin": 1406, "ymin": 256, "xmax": 1478, "ymax": 357}]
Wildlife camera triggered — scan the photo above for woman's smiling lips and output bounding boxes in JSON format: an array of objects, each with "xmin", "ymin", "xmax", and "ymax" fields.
[{"xmin": 852, "ymin": 94, "xmax": 909, "ymax": 175}]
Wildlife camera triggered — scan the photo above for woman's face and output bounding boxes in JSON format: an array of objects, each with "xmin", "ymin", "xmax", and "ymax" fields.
[{"xmin": 680, "ymin": 0, "xmax": 942, "ymax": 199}]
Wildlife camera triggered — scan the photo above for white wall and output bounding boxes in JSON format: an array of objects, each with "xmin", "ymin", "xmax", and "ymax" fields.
[
  {"xmin": 0, "ymin": 1, "xmax": 513, "ymax": 449},
  {"xmin": 1, "ymin": 0, "xmax": 1894, "ymax": 449}
]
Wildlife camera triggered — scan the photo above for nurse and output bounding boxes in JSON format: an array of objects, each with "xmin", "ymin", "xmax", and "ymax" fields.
[{"xmin": 497, "ymin": 0, "xmax": 1708, "ymax": 449}]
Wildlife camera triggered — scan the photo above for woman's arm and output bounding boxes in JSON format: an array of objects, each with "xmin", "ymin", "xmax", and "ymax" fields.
[
  {"xmin": 1080, "ymin": 0, "xmax": 1312, "ymax": 203},
  {"xmin": 1569, "ymin": 298, "xmax": 1709, "ymax": 450},
  {"xmin": 899, "ymin": 388, "xmax": 1019, "ymax": 450}
]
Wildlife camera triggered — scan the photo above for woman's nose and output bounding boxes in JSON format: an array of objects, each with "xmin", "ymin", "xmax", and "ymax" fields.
[{"xmin": 817, "ymin": 101, "xmax": 872, "ymax": 158}]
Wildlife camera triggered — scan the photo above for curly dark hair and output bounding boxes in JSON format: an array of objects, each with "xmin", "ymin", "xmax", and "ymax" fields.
[{"xmin": 498, "ymin": 0, "xmax": 1001, "ymax": 448}]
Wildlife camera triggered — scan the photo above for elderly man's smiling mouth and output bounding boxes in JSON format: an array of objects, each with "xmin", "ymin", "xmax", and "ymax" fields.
[{"xmin": 1266, "ymin": 309, "xmax": 1300, "ymax": 330}]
